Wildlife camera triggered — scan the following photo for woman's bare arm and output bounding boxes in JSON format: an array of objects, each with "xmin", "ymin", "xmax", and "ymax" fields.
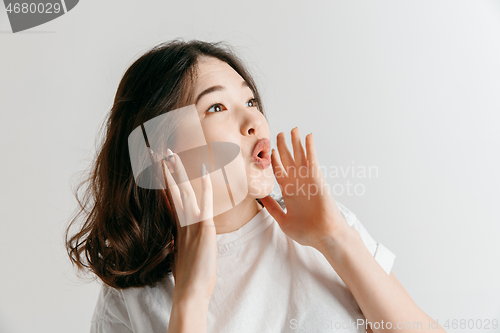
[
  {"xmin": 163, "ymin": 153, "xmax": 217, "ymax": 333},
  {"xmin": 316, "ymin": 225, "xmax": 446, "ymax": 333},
  {"xmin": 261, "ymin": 128, "xmax": 446, "ymax": 333},
  {"xmin": 168, "ymin": 292, "xmax": 210, "ymax": 333}
]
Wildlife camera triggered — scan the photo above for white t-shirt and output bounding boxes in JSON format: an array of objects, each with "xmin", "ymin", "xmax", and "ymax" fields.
[{"xmin": 90, "ymin": 201, "xmax": 395, "ymax": 333}]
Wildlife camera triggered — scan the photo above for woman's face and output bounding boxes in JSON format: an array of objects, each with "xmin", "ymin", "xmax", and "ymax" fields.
[{"xmin": 189, "ymin": 56, "xmax": 275, "ymax": 200}]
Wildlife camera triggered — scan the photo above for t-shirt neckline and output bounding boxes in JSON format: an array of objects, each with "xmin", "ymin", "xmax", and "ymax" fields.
[{"xmin": 216, "ymin": 207, "xmax": 272, "ymax": 254}]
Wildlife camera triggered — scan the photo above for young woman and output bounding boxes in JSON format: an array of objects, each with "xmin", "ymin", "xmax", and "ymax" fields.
[{"xmin": 66, "ymin": 39, "xmax": 446, "ymax": 333}]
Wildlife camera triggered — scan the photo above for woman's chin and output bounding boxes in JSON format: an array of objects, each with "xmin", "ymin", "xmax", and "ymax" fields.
[{"xmin": 247, "ymin": 177, "xmax": 275, "ymax": 199}]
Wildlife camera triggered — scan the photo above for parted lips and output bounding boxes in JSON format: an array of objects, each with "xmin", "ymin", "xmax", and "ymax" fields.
[{"xmin": 251, "ymin": 138, "xmax": 271, "ymax": 169}]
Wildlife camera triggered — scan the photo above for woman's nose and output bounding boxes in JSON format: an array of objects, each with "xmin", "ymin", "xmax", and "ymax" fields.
[
  {"xmin": 241, "ymin": 116, "xmax": 260, "ymax": 137},
  {"xmin": 239, "ymin": 107, "xmax": 261, "ymax": 137}
]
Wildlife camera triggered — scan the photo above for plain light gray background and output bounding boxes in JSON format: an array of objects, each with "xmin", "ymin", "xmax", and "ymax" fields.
[{"xmin": 1, "ymin": 1, "xmax": 499, "ymax": 332}]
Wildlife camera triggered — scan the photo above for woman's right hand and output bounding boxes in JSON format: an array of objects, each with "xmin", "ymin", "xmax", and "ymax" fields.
[{"xmin": 162, "ymin": 150, "xmax": 217, "ymax": 303}]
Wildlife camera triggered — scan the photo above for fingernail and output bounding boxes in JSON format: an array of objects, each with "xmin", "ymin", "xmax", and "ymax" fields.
[
  {"xmin": 166, "ymin": 148, "xmax": 175, "ymax": 166},
  {"xmin": 201, "ymin": 163, "xmax": 207, "ymax": 178},
  {"xmin": 149, "ymin": 148, "xmax": 159, "ymax": 160}
]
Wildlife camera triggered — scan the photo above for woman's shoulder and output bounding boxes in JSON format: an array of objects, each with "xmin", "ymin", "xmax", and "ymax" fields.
[
  {"xmin": 334, "ymin": 200, "xmax": 396, "ymax": 274},
  {"xmin": 90, "ymin": 283, "xmax": 133, "ymax": 331},
  {"xmin": 90, "ymin": 275, "xmax": 175, "ymax": 332},
  {"xmin": 334, "ymin": 200, "xmax": 358, "ymax": 226},
  {"xmin": 91, "ymin": 283, "xmax": 128, "ymax": 321}
]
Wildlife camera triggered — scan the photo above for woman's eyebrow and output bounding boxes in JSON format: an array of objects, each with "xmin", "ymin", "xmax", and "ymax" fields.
[{"xmin": 195, "ymin": 81, "xmax": 250, "ymax": 105}]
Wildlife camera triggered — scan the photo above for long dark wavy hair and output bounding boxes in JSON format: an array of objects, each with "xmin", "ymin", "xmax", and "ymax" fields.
[{"xmin": 65, "ymin": 39, "xmax": 283, "ymax": 289}]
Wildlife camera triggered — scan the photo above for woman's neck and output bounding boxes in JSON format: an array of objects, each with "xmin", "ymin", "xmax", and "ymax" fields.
[{"xmin": 213, "ymin": 197, "xmax": 262, "ymax": 235}]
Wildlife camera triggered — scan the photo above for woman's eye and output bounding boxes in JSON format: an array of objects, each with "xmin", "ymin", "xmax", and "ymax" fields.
[
  {"xmin": 206, "ymin": 99, "xmax": 258, "ymax": 113},
  {"xmin": 206, "ymin": 103, "xmax": 226, "ymax": 113},
  {"xmin": 246, "ymin": 98, "xmax": 258, "ymax": 108}
]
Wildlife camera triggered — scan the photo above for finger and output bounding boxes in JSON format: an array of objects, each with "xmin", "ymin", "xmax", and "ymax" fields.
[
  {"xmin": 166, "ymin": 149, "xmax": 200, "ymax": 227},
  {"xmin": 305, "ymin": 133, "xmax": 324, "ymax": 180},
  {"xmin": 276, "ymin": 132, "xmax": 295, "ymax": 177},
  {"xmin": 162, "ymin": 160, "xmax": 185, "ymax": 272},
  {"xmin": 199, "ymin": 164, "xmax": 215, "ymax": 231},
  {"xmin": 291, "ymin": 127, "xmax": 307, "ymax": 167},
  {"xmin": 260, "ymin": 195, "xmax": 286, "ymax": 226},
  {"xmin": 162, "ymin": 159, "xmax": 185, "ymax": 229},
  {"xmin": 270, "ymin": 148, "xmax": 288, "ymax": 185}
]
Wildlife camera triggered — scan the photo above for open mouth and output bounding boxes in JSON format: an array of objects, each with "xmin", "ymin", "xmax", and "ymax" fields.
[{"xmin": 251, "ymin": 138, "xmax": 271, "ymax": 169}]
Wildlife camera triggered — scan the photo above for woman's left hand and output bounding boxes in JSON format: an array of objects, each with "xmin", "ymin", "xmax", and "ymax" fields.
[{"xmin": 260, "ymin": 127, "xmax": 351, "ymax": 250}]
